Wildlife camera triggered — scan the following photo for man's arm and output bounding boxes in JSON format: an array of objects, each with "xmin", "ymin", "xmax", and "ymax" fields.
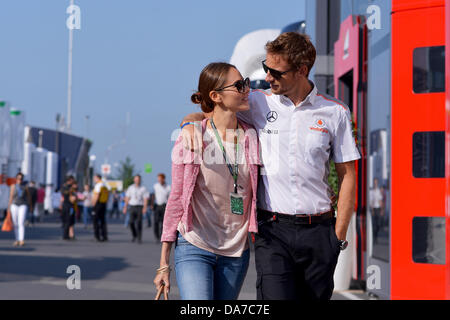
[
  {"xmin": 180, "ymin": 112, "xmax": 211, "ymax": 127},
  {"xmin": 123, "ymin": 196, "xmax": 129, "ymax": 214},
  {"xmin": 92, "ymin": 191, "xmax": 99, "ymax": 208},
  {"xmin": 334, "ymin": 161, "xmax": 357, "ymax": 241},
  {"xmin": 142, "ymin": 195, "xmax": 148, "ymax": 215}
]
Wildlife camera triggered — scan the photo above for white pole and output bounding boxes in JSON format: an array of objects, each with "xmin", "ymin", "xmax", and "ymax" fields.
[{"xmin": 67, "ymin": 0, "xmax": 74, "ymax": 132}]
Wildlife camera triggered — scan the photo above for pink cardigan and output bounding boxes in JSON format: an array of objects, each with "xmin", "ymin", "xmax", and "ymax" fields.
[{"xmin": 161, "ymin": 118, "xmax": 261, "ymax": 242}]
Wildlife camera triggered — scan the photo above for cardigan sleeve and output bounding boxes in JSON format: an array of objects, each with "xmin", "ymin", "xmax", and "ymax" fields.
[{"xmin": 160, "ymin": 137, "xmax": 188, "ymax": 242}]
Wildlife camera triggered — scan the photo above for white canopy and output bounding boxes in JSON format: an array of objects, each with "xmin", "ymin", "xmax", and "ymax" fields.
[{"xmin": 230, "ymin": 29, "xmax": 280, "ymax": 80}]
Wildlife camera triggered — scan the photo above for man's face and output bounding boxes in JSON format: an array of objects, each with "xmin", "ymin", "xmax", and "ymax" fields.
[
  {"xmin": 134, "ymin": 176, "xmax": 141, "ymax": 185},
  {"xmin": 264, "ymin": 53, "xmax": 300, "ymax": 96},
  {"xmin": 158, "ymin": 176, "xmax": 165, "ymax": 185}
]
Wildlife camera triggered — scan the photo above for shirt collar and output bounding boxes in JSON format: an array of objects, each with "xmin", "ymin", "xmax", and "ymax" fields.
[{"xmin": 279, "ymin": 81, "xmax": 318, "ymax": 107}]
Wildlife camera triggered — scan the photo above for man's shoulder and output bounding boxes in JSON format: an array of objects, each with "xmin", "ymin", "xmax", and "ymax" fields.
[
  {"xmin": 314, "ymin": 92, "xmax": 350, "ymax": 114},
  {"xmin": 250, "ymin": 89, "xmax": 275, "ymax": 104}
]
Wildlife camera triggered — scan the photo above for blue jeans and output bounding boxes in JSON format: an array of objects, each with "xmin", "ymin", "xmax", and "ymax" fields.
[
  {"xmin": 174, "ymin": 233, "xmax": 250, "ymax": 300},
  {"xmin": 83, "ymin": 206, "xmax": 92, "ymax": 226}
]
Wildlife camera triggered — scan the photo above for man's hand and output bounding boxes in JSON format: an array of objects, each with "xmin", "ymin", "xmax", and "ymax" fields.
[{"xmin": 180, "ymin": 112, "xmax": 211, "ymax": 152}]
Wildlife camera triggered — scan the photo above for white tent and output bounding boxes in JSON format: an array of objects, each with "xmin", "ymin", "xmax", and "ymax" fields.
[{"xmin": 230, "ymin": 29, "xmax": 280, "ymax": 81}]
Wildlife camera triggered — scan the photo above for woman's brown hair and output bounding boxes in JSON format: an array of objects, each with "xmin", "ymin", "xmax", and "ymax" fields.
[{"xmin": 191, "ymin": 62, "xmax": 236, "ymax": 113}]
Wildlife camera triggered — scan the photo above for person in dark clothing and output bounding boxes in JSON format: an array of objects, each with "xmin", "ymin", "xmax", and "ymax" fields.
[
  {"xmin": 61, "ymin": 176, "xmax": 76, "ymax": 240},
  {"xmin": 92, "ymin": 174, "xmax": 109, "ymax": 242},
  {"xmin": 110, "ymin": 189, "xmax": 120, "ymax": 219}
]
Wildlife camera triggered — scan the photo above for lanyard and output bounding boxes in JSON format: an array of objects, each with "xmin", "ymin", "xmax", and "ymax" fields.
[{"xmin": 210, "ymin": 118, "xmax": 239, "ymax": 194}]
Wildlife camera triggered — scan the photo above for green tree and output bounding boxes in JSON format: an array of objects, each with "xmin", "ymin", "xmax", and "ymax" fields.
[
  {"xmin": 328, "ymin": 116, "xmax": 358, "ymax": 210},
  {"xmin": 117, "ymin": 156, "xmax": 138, "ymax": 190}
]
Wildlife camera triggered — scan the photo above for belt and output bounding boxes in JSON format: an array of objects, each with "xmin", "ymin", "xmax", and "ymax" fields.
[{"xmin": 258, "ymin": 209, "xmax": 335, "ymax": 225}]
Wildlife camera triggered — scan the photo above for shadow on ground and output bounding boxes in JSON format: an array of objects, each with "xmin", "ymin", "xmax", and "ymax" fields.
[{"xmin": 0, "ymin": 254, "xmax": 128, "ymax": 282}]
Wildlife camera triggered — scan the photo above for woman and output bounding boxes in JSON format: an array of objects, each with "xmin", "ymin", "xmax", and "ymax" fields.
[
  {"xmin": 82, "ymin": 184, "xmax": 93, "ymax": 229},
  {"xmin": 153, "ymin": 63, "xmax": 260, "ymax": 300},
  {"xmin": 7, "ymin": 173, "xmax": 32, "ymax": 247}
]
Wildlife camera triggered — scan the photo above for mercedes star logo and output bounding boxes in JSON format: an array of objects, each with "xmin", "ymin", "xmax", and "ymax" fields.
[{"xmin": 266, "ymin": 111, "xmax": 278, "ymax": 123}]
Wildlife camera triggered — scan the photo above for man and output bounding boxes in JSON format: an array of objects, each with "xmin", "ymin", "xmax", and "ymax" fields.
[
  {"xmin": 123, "ymin": 175, "xmax": 149, "ymax": 244},
  {"xmin": 152, "ymin": 173, "xmax": 170, "ymax": 241},
  {"xmin": 370, "ymin": 178, "xmax": 383, "ymax": 243},
  {"xmin": 182, "ymin": 32, "xmax": 360, "ymax": 300},
  {"xmin": 111, "ymin": 189, "xmax": 120, "ymax": 219},
  {"xmin": 92, "ymin": 174, "xmax": 109, "ymax": 242},
  {"xmin": 60, "ymin": 176, "xmax": 76, "ymax": 240}
]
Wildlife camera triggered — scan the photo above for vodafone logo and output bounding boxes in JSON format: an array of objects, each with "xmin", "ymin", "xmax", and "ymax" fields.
[{"xmin": 316, "ymin": 119, "xmax": 325, "ymax": 127}]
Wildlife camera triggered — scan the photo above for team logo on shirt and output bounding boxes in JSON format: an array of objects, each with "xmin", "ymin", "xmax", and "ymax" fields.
[
  {"xmin": 266, "ymin": 111, "xmax": 278, "ymax": 123},
  {"xmin": 310, "ymin": 119, "xmax": 329, "ymax": 134},
  {"xmin": 316, "ymin": 119, "xmax": 325, "ymax": 127}
]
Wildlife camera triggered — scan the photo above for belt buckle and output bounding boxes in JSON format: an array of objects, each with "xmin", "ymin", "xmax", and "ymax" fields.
[{"xmin": 294, "ymin": 214, "xmax": 312, "ymax": 225}]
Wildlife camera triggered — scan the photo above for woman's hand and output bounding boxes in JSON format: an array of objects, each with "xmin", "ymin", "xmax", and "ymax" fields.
[{"xmin": 153, "ymin": 266, "xmax": 170, "ymax": 296}]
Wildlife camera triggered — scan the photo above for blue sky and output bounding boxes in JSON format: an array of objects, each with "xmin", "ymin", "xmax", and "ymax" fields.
[{"xmin": 0, "ymin": 0, "xmax": 306, "ymax": 189}]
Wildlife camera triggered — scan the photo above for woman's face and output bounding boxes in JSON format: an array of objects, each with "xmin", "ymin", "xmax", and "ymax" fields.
[
  {"xmin": 16, "ymin": 175, "xmax": 23, "ymax": 184},
  {"xmin": 215, "ymin": 68, "xmax": 250, "ymax": 113}
]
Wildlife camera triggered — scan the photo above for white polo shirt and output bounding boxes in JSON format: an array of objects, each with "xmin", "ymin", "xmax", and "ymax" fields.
[
  {"xmin": 153, "ymin": 183, "xmax": 171, "ymax": 206},
  {"xmin": 237, "ymin": 83, "xmax": 361, "ymax": 215},
  {"xmin": 125, "ymin": 184, "xmax": 149, "ymax": 206}
]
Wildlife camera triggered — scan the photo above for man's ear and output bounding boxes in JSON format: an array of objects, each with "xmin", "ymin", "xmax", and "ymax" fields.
[
  {"xmin": 209, "ymin": 90, "xmax": 221, "ymax": 105},
  {"xmin": 295, "ymin": 65, "xmax": 309, "ymax": 78}
]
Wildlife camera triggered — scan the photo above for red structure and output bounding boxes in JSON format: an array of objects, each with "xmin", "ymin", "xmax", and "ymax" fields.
[
  {"xmin": 445, "ymin": 0, "xmax": 450, "ymax": 301},
  {"xmin": 334, "ymin": 15, "xmax": 368, "ymax": 286},
  {"xmin": 334, "ymin": 0, "xmax": 448, "ymax": 299},
  {"xmin": 392, "ymin": 0, "xmax": 447, "ymax": 299}
]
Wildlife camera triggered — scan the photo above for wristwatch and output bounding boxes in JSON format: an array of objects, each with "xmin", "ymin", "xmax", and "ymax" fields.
[{"xmin": 338, "ymin": 240, "xmax": 348, "ymax": 251}]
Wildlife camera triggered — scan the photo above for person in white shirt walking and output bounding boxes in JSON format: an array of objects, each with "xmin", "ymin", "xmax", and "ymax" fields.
[
  {"xmin": 123, "ymin": 175, "xmax": 149, "ymax": 244},
  {"xmin": 152, "ymin": 173, "xmax": 171, "ymax": 241}
]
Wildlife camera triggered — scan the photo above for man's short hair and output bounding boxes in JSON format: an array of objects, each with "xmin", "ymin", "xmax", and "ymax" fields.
[
  {"xmin": 157, "ymin": 173, "xmax": 165, "ymax": 179},
  {"xmin": 265, "ymin": 32, "xmax": 316, "ymax": 76},
  {"xmin": 134, "ymin": 174, "xmax": 141, "ymax": 179}
]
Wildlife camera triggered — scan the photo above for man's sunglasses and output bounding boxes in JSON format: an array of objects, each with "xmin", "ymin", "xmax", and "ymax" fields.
[
  {"xmin": 262, "ymin": 60, "xmax": 295, "ymax": 80},
  {"xmin": 215, "ymin": 77, "xmax": 250, "ymax": 93}
]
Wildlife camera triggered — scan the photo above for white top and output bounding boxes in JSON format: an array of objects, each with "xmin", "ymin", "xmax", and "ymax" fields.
[
  {"xmin": 153, "ymin": 182, "xmax": 171, "ymax": 206},
  {"xmin": 125, "ymin": 184, "xmax": 149, "ymax": 206},
  {"xmin": 178, "ymin": 130, "xmax": 251, "ymax": 257},
  {"xmin": 94, "ymin": 181, "xmax": 106, "ymax": 193},
  {"xmin": 83, "ymin": 190, "xmax": 92, "ymax": 207},
  {"xmin": 237, "ymin": 83, "xmax": 361, "ymax": 215},
  {"xmin": 370, "ymin": 188, "xmax": 383, "ymax": 209}
]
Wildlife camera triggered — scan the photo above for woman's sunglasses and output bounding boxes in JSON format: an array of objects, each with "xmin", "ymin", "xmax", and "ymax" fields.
[
  {"xmin": 215, "ymin": 77, "xmax": 250, "ymax": 93},
  {"xmin": 262, "ymin": 60, "xmax": 295, "ymax": 80}
]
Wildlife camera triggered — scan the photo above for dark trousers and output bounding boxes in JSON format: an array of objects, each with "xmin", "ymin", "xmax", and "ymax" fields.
[
  {"xmin": 153, "ymin": 204, "xmax": 166, "ymax": 241},
  {"xmin": 254, "ymin": 210, "xmax": 341, "ymax": 300},
  {"xmin": 93, "ymin": 203, "xmax": 108, "ymax": 241},
  {"xmin": 129, "ymin": 205, "xmax": 143, "ymax": 240},
  {"xmin": 61, "ymin": 204, "xmax": 74, "ymax": 239}
]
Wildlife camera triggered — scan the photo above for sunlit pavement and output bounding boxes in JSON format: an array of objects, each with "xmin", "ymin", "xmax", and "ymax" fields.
[{"xmin": 0, "ymin": 214, "xmax": 370, "ymax": 300}]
